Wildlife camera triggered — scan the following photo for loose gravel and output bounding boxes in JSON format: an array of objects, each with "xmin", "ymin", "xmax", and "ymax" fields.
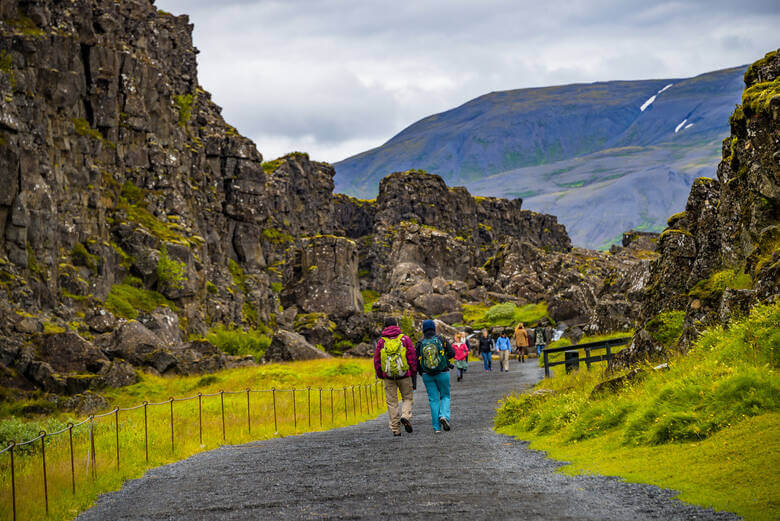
[{"xmin": 77, "ymin": 361, "xmax": 740, "ymax": 520}]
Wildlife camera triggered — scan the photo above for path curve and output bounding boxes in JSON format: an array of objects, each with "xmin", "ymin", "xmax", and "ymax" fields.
[{"xmin": 77, "ymin": 362, "xmax": 739, "ymax": 520}]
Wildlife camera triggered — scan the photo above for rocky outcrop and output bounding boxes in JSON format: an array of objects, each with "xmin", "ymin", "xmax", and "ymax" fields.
[
  {"xmin": 616, "ymin": 49, "xmax": 780, "ymax": 365},
  {"xmin": 262, "ymin": 330, "xmax": 331, "ymax": 362}
]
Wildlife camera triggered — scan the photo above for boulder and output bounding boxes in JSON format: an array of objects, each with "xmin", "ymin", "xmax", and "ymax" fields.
[
  {"xmin": 98, "ymin": 361, "xmax": 137, "ymax": 388},
  {"xmin": 138, "ymin": 307, "xmax": 182, "ymax": 347},
  {"xmin": 104, "ymin": 321, "xmax": 164, "ymax": 365},
  {"xmin": 38, "ymin": 332, "xmax": 110, "ymax": 374},
  {"xmin": 262, "ymin": 330, "xmax": 331, "ymax": 362},
  {"xmin": 438, "ymin": 311, "xmax": 463, "ymax": 325},
  {"xmin": 414, "ymin": 293, "xmax": 459, "ymax": 316},
  {"xmin": 344, "ymin": 342, "xmax": 374, "ymax": 357},
  {"xmin": 402, "ymin": 280, "xmax": 432, "ymax": 301},
  {"xmin": 88, "ymin": 309, "xmax": 117, "ymax": 333}
]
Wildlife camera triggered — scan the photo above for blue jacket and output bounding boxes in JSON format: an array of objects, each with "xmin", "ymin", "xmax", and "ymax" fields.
[{"xmin": 496, "ymin": 336, "xmax": 512, "ymax": 351}]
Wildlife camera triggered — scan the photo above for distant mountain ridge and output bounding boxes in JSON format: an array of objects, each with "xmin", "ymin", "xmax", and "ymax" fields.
[{"xmin": 334, "ymin": 66, "xmax": 747, "ymax": 248}]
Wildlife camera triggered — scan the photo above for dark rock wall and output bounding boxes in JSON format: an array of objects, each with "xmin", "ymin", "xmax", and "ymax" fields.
[{"xmin": 619, "ymin": 49, "xmax": 780, "ymax": 363}]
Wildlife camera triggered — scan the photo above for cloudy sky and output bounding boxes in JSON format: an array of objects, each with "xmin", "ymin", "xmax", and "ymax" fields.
[{"xmin": 155, "ymin": 0, "xmax": 778, "ymax": 163}]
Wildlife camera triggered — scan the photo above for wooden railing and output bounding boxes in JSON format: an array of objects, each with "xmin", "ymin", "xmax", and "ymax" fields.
[{"xmin": 542, "ymin": 337, "xmax": 632, "ymax": 377}]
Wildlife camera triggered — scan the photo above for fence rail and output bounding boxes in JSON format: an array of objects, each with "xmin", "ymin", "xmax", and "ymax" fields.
[
  {"xmin": 0, "ymin": 380, "xmax": 383, "ymax": 521},
  {"xmin": 543, "ymin": 337, "xmax": 631, "ymax": 377}
]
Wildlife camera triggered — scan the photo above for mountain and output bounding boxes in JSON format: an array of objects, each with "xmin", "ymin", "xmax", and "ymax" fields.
[{"xmin": 334, "ymin": 66, "xmax": 747, "ymax": 248}]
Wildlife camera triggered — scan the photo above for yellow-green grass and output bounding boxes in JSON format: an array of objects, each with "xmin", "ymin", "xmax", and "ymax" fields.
[
  {"xmin": 361, "ymin": 289, "xmax": 380, "ymax": 313},
  {"xmin": 496, "ymin": 302, "xmax": 780, "ymax": 520},
  {"xmin": 463, "ymin": 301, "xmax": 549, "ymax": 328},
  {"xmin": 0, "ymin": 359, "xmax": 382, "ymax": 521},
  {"xmin": 539, "ymin": 330, "xmax": 633, "ymax": 368}
]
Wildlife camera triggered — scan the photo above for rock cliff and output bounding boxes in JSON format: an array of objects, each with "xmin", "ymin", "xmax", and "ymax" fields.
[
  {"xmin": 0, "ymin": 0, "xmax": 651, "ymax": 402},
  {"xmin": 617, "ymin": 49, "xmax": 779, "ymax": 364}
]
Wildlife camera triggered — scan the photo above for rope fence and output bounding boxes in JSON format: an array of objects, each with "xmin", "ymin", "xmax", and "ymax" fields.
[{"xmin": 0, "ymin": 380, "xmax": 383, "ymax": 521}]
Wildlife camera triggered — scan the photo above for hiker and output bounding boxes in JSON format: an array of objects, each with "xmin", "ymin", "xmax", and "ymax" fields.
[
  {"xmin": 416, "ymin": 319, "xmax": 456, "ymax": 433},
  {"xmin": 452, "ymin": 332, "xmax": 469, "ymax": 382},
  {"xmin": 533, "ymin": 323, "xmax": 549, "ymax": 357},
  {"xmin": 496, "ymin": 331, "xmax": 512, "ymax": 371},
  {"xmin": 374, "ymin": 317, "xmax": 417, "ymax": 436},
  {"xmin": 477, "ymin": 329, "xmax": 494, "ymax": 371},
  {"xmin": 514, "ymin": 322, "xmax": 530, "ymax": 363}
]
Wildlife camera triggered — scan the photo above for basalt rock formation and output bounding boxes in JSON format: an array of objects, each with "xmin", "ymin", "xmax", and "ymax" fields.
[
  {"xmin": 0, "ymin": 0, "xmax": 650, "ymax": 402},
  {"xmin": 616, "ymin": 50, "xmax": 780, "ymax": 365}
]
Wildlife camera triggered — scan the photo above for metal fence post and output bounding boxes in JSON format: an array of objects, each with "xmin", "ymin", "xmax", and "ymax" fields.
[
  {"xmin": 351, "ymin": 386, "xmax": 357, "ymax": 418},
  {"xmin": 220, "ymin": 391, "xmax": 226, "ymax": 441},
  {"xmin": 115, "ymin": 408, "xmax": 120, "ymax": 470},
  {"xmin": 90, "ymin": 416, "xmax": 97, "ymax": 479},
  {"xmin": 330, "ymin": 388, "xmax": 334, "ymax": 424},
  {"xmin": 292, "ymin": 389, "xmax": 297, "ymax": 430},
  {"xmin": 272, "ymin": 388, "xmax": 278, "ymax": 434},
  {"xmin": 357, "ymin": 385, "xmax": 362, "ymax": 415},
  {"xmin": 10, "ymin": 442, "xmax": 16, "ymax": 521},
  {"xmin": 246, "ymin": 389, "xmax": 252, "ymax": 435},
  {"xmin": 318, "ymin": 388, "xmax": 323, "ymax": 426},
  {"xmin": 40, "ymin": 431, "xmax": 49, "ymax": 515},
  {"xmin": 343, "ymin": 388, "xmax": 348, "ymax": 420},
  {"xmin": 197, "ymin": 393, "xmax": 203, "ymax": 446},
  {"xmin": 544, "ymin": 351, "xmax": 550, "ymax": 378},
  {"xmin": 169, "ymin": 398, "xmax": 175, "ymax": 454},
  {"xmin": 307, "ymin": 387, "xmax": 311, "ymax": 429},
  {"xmin": 68, "ymin": 423, "xmax": 75, "ymax": 495}
]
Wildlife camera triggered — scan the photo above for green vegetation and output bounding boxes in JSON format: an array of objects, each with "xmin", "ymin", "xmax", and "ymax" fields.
[
  {"xmin": 105, "ymin": 278, "xmax": 175, "ymax": 319},
  {"xmin": 667, "ymin": 211, "xmax": 686, "ymax": 226},
  {"xmin": 495, "ymin": 302, "xmax": 780, "ymax": 520},
  {"xmin": 0, "ymin": 359, "xmax": 381, "ymax": 521},
  {"xmin": 7, "ymin": 14, "xmax": 45, "ymax": 36},
  {"xmin": 741, "ymin": 77, "xmax": 780, "ymax": 116},
  {"xmin": 744, "ymin": 49, "xmax": 778, "ymax": 85},
  {"xmin": 115, "ymin": 181, "xmax": 189, "ymax": 245},
  {"xmin": 361, "ymin": 289, "xmax": 379, "ymax": 313},
  {"xmin": 689, "ymin": 268, "xmax": 753, "ymax": 300},
  {"xmin": 70, "ymin": 242, "xmax": 99, "ymax": 274},
  {"xmin": 261, "ymin": 158, "xmax": 283, "ymax": 173},
  {"xmin": 71, "ymin": 118, "xmax": 114, "ymax": 147},
  {"xmin": 463, "ymin": 301, "xmax": 549, "ymax": 328},
  {"xmin": 206, "ymin": 325, "xmax": 271, "ymax": 360},
  {"xmin": 645, "ymin": 310, "xmax": 686, "ymax": 347},
  {"xmin": 262, "ymin": 227, "xmax": 294, "ymax": 244},
  {"xmin": 173, "ymin": 94, "xmax": 193, "ymax": 126},
  {"xmin": 270, "ymin": 282, "xmax": 283, "ymax": 293},
  {"xmin": 228, "ymin": 258, "xmax": 245, "ymax": 292},
  {"xmin": 156, "ymin": 245, "xmax": 187, "ymax": 290}
]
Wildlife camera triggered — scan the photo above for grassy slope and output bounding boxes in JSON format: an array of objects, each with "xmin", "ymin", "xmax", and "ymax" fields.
[
  {"xmin": 495, "ymin": 302, "xmax": 780, "ymax": 520},
  {"xmin": 0, "ymin": 359, "xmax": 380, "ymax": 521}
]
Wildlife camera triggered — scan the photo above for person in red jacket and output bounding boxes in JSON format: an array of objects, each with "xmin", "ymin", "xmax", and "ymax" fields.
[{"xmin": 373, "ymin": 317, "xmax": 417, "ymax": 436}]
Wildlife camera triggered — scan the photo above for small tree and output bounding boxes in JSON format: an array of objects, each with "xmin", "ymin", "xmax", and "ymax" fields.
[{"xmin": 156, "ymin": 245, "xmax": 187, "ymax": 290}]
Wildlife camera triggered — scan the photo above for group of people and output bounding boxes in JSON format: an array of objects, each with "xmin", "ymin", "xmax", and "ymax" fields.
[{"xmin": 373, "ymin": 316, "xmax": 552, "ymax": 436}]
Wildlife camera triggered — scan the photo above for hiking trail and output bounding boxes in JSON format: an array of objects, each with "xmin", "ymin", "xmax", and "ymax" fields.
[{"xmin": 76, "ymin": 362, "xmax": 739, "ymax": 520}]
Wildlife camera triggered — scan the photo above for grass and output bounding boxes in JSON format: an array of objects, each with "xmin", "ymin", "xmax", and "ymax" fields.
[
  {"xmin": 361, "ymin": 289, "xmax": 379, "ymax": 313},
  {"xmin": 495, "ymin": 301, "xmax": 780, "ymax": 520},
  {"xmin": 0, "ymin": 359, "xmax": 383, "ymax": 521},
  {"xmin": 104, "ymin": 279, "xmax": 175, "ymax": 320},
  {"xmin": 206, "ymin": 325, "xmax": 272, "ymax": 360},
  {"xmin": 463, "ymin": 302, "xmax": 549, "ymax": 328}
]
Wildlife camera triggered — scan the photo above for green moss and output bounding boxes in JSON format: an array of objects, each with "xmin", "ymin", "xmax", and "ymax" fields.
[
  {"xmin": 261, "ymin": 158, "xmax": 283, "ymax": 173},
  {"xmin": 361, "ymin": 289, "xmax": 379, "ymax": 313},
  {"xmin": 689, "ymin": 268, "xmax": 753, "ymax": 300},
  {"xmin": 110, "ymin": 241, "xmax": 134, "ymax": 270},
  {"xmin": 645, "ymin": 310, "xmax": 686, "ymax": 347},
  {"xmin": 7, "ymin": 14, "xmax": 44, "ymax": 37},
  {"xmin": 206, "ymin": 281, "xmax": 218, "ymax": 294},
  {"xmin": 156, "ymin": 245, "xmax": 187, "ymax": 290},
  {"xmin": 666, "ymin": 211, "xmax": 686, "ymax": 227},
  {"xmin": 743, "ymin": 49, "xmax": 778, "ymax": 85},
  {"xmin": 659, "ymin": 228, "xmax": 693, "ymax": 241},
  {"xmin": 464, "ymin": 302, "xmax": 549, "ymax": 328},
  {"xmin": 71, "ymin": 242, "xmax": 99, "ymax": 274},
  {"xmin": 242, "ymin": 300, "xmax": 259, "ymax": 326},
  {"xmin": 121, "ymin": 180, "xmax": 145, "ymax": 205},
  {"xmin": 42, "ymin": 321, "xmax": 66, "ymax": 335},
  {"xmin": 26, "ymin": 243, "xmax": 45, "ymax": 279},
  {"xmin": 105, "ymin": 282, "xmax": 175, "ymax": 319},
  {"xmin": 228, "ymin": 259, "xmax": 246, "ymax": 292},
  {"xmin": 71, "ymin": 118, "xmax": 114, "ymax": 148},
  {"xmin": 173, "ymin": 94, "xmax": 193, "ymax": 127},
  {"xmin": 741, "ymin": 77, "xmax": 780, "ymax": 116},
  {"xmin": 270, "ymin": 282, "xmax": 283, "ymax": 293},
  {"xmin": 262, "ymin": 227, "xmax": 294, "ymax": 244}
]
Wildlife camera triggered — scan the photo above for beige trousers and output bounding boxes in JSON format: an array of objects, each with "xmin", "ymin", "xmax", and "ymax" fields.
[
  {"xmin": 384, "ymin": 377, "xmax": 414, "ymax": 434},
  {"xmin": 499, "ymin": 350, "xmax": 510, "ymax": 371}
]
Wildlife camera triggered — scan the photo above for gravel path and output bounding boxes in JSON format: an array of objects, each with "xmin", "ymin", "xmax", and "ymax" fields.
[{"xmin": 77, "ymin": 361, "xmax": 739, "ymax": 520}]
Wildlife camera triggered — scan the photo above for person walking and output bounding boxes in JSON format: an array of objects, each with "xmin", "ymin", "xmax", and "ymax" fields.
[
  {"xmin": 374, "ymin": 317, "xmax": 417, "ymax": 436},
  {"xmin": 514, "ymin": 322, "xmax": 530, "ymax": 363},
  {"xmin": 496, "ymin": 331, "xmax": 512, "ymax": 372},
  {"xmin": 452, "ymin": 332, "xmax": 469, "ymax": 382},
  {"xmin": 534, "ymin": 323, "xmax": 548, "ymax": 357},
  {"xmin": 416, "ymin": 319, "xmax": 455, "ymax": 433},
  {"xmin": 477, "ymin": 329, "xmax": 494, "ymax": 371}
]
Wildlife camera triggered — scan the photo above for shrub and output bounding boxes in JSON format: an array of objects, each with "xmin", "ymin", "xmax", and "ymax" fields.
[
  {"xmin": 156, "ymin": 245, "xmax": 187, "ymax": 290},
  {"xmin": 645, "ymin": 310, "xmax": 686, "ymax": 347},
  {"xmin": 206, "ymin": 325, "xmax": 271, "ymax": 360},
  {"xmin": 173, "ymin": 94, "xmax": 193, "ymax": 126}
]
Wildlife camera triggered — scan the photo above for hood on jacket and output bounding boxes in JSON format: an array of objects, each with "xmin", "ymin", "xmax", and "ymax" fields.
[{"xmin": 381, "ymin": 325, "xmax": 402, "ymax": 338}]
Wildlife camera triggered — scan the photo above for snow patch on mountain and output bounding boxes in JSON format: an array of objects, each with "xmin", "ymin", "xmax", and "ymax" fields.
[
  {"xmin": 640, "ymin": 83, "xmax": 674, "ymax": 112},
  {"xmin": 675, "ymin": 119, "xmax": 688, "ymax": 133}
]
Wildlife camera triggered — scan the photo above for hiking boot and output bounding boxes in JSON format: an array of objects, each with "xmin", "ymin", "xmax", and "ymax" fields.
[
  {"xmin": 393, "ymin": 432, "xmax": 401, "ymax": 437},
  {"xmin": 440, "ymin": 417, "xmax": 451, "ymax": 431},
  {"xmin": 400, "ymin": 417, "xmax": 413, "ymax": 433},
  {"xmin": 434, "ymin": 430, "xmax": 442, "ymax": 434}
]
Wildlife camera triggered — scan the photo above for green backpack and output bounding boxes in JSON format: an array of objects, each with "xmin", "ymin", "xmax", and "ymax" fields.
[
  {"xmin": 420, "ymin": 336, "xmax": 448, "ymax": 373},
  {"xmin": 380, "ymin": 336, "xmax": 409, "ymax": 377}
]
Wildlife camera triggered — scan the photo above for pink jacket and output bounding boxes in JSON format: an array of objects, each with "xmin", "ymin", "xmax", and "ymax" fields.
[
  {"xmin": 453, "ymin": 342, "xmax": 469, "ymax": 361},
  {"xmin": 373, "ymin": 325, "xmax": 417, "ymax": 379}
]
